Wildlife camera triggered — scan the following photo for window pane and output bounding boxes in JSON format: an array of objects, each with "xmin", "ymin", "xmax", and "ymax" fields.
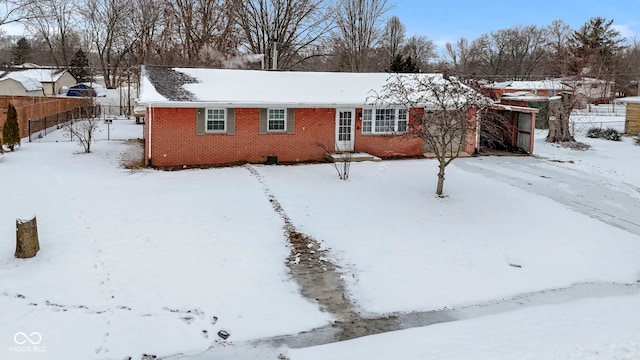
[
  {"xmin": 375, "ymin": 108, "xmax": 395, "ymax": 132},
  {"xmin": 362, "ymin": 109, "xmax": 372, "ymax": 133},
  {"xmin": 268, "ymin": 108, "xmax": 286, "ymax": 130},
  {"xmin": 206, "ymin": 108, "xmax": 225, "ymax": 131},
  {"xmin": 398, "ymin": 109, "xmax": 407, "ymax": 132}
]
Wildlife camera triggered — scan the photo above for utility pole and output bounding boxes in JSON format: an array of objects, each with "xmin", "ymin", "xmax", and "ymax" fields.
[
  {"xmin": 127, "ymin": 69, "xmax": 131, "ymax": 117},
  {"xmin": 272, "ymin": 38, "xmax": 278, "ymax": 70}
]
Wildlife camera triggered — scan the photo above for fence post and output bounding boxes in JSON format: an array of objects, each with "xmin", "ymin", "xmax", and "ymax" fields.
[{"xmin": 28, "ymin": 119, "xmax": 31, "ymax": 142}]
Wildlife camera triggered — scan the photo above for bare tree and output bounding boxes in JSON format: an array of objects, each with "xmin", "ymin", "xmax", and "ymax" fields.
[
  {"xmin": 231, "ymin": 0, "xmax": 330, "ymax": 70},
  {"xmin": 471, "ymin": 25, "xmax": 548, "ymax": 80},
  {"xmin": 170, "ymin": 0, "xmax": 238, "ymax": 66},
  {"xmin": 372, "ymin": 74, "xmax": 491, "ymax": 196},
  {"xmin": 403, "ymin": 34, "xmax": 436, "ymax": 71},
  {"xmin": 317, "ymin": 143, "xmax": 352, "ymax": 180},
  {"xmin": 130, "ymin": 0, "xmax": 165, "ymax": 64},
  {"xmin": 545, "ymin": 19, "xmax": 573, "ymax": 77},
  {"xmin": 23, "ymin": 0, "xmax": 78, "ymax": 66},
  {"xmin": 445, "ymin": 37, "xmax": 475, "ymax": 77},
  {"xmin": 332, "ymin": 0, "xmax": 391, "ymax": 72},
  {"xmin": 80, "ymin": 0, "xmax": 136, "ymax": 88},
  {"xmin": 65, "ymin": 108, "xmax": 101, "ymax": 153},
  {"xmin": 617, "ymin": 37, "xmax": 640, "ymax": 96},
  {"xmin": 380, "ymin": 15, "xmax": 405, "ymax": 66},
  {"xmin": 2, "ymin": 0, "xmax": 39, "ymax": 25}
]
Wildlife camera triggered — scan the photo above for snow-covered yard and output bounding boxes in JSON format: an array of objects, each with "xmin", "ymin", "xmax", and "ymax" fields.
[{"xmin": 1, "ymin": 116, "xmax": 639, "ymax": 360}]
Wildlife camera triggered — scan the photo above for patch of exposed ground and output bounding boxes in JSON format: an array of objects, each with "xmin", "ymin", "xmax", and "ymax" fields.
[
  {"xmin": 120, "ymin": 139, "xmax": 145, "ymax": 169},
  {"xmin": 245, "ymin": 165, "xmax": 403, "ymax": 341}
]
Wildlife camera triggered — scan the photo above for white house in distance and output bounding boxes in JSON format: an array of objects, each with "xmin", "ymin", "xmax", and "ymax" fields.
[
  {"xmin": 0, "ymin": 76, "xmax": 44, "ymax": 96},
  {"xmin": 0, "ymin": 65, "xmax": 77, "ymax": 96}
]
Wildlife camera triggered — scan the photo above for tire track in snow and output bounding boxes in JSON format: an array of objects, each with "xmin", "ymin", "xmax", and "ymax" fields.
[
  {"xmin": 456, "ymin": 156, "xmax": 640, "ymax": 236},
  {"xmin": 167, "ymin": 282, "xmax": 640, "ymax": 359}
]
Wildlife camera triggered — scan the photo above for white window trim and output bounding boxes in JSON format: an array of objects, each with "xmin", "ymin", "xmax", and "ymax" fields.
[
  {"xmin": 362, "ymin": 107, "xmax": 408, "ymax": 134},
  {"xmin": 267, "ymin": 108, "xmax": 287, "ymax": 132},
  {"xmin": 205, "ymin": 108, "xmax": 226, "ymax": 133}
]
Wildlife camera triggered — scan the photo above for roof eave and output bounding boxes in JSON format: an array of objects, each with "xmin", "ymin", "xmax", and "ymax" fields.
[{"xmin": 136, "ymin": 100, "xmax": 372, "ymax": 108}]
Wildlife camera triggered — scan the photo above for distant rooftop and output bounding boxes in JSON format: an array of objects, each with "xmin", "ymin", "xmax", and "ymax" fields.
[{"xmin": 485, "ymin": 80, "xmax": 569, "ymax": 91}]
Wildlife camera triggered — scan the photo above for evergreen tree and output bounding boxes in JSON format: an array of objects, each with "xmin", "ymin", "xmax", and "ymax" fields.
[
  {"xmin": 569, "ymin": 17, "xmax": 625, "ymax": 75},
  {"xmin": 3, "ymin": 103, "xmax": 20, "ymax": 151},
  {"xmin": 388, "ymin": 54, "xmax": 419, "ymax": 73},
  {"xmin": 69, "ymin": 49, "xmax": 92, "ymax": 83},
  {"xmin": 12, "ymin": 37, "xmax": 31, "ymax": 65}
]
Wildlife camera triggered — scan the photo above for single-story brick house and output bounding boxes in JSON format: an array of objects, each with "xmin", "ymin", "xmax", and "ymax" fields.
[{"xmin": 138, "ymin": 67, "xmax": 534, "ymax": 167}]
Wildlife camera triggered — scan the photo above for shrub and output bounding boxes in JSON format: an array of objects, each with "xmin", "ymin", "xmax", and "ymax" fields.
[
  {"xmin": 2, "ymin": 103, "xmax": 20, "ymax": 151},
  {"xmin": 602, "ymin": 128, "xmax": 621, "ymax": 141},
  {"xmin": 586, "ymin": 127, "xmax": 603, "ymax": 138},
  {"xmin": 586, "ymin": 126, "xmax": 621, "ymax": 141},
  {"xmin": 634, "ymin": 132, "xmax": 640, "ymax": 146}
]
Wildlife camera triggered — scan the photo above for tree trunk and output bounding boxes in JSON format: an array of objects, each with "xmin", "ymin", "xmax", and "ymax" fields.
[
  {"xmin": 15, "ymin": 217, "xmax": 40, "ymax": 258},
  {"xmin": 436, "ymin": 162, "xmax": 446, "ymax": 196},
  {"xmin": 546, "ymin": 94, "xmax": 576, "ymax": 143},
  {"xmin": 546, "ymin": 112, "xmax": 575, "ymax": 142}
]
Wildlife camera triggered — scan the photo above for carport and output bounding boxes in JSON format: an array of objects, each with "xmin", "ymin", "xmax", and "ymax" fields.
[{"xmin": 483, "ymin": 104, "xmax": 538, "ymax": 154}]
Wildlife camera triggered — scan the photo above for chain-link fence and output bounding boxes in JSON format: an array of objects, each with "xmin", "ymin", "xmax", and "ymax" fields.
[
  {"xmin": 28, "ymin": 106, "xmax": 100, "ymax": 142},
  {"xmin": 99, "ymin": 105, "xmax": 135, "ymax": 117}
]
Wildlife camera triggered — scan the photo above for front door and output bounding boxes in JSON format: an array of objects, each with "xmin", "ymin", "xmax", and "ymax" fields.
[{"xmin": 335, "ymin": 109, "xmax": 355, "ymax": 151}]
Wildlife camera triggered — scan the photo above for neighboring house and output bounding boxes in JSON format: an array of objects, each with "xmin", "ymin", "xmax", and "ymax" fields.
[
  {"xmin": 138, "ymin": 67, "xmax": 535, "ymax": 168},
  {"xmin": 561, "ymin": 77, "xmax": 614, "ymax": 105},
  {"xmin": 614, "ymin": 96, "xmax": 640, "ymax": 134},
  {"xmin": 0, "ymin": 77, "xmax": 44, "ymax": 96},
  {"xmin": 483, "ymin": 80, "xmax": 570, "ymax": 100},
  {"xmin": 0, "ymin": 67, "xmax": 76, "ymax": 96}
]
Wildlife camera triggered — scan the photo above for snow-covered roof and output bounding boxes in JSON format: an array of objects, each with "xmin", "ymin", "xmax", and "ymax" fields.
[
  {"xmin": 615, "ymin": 96, "xmax": 640, "ymax": 104},
  {"xmin": 486, "ymin": 80, "xmax": 569, "ymax": 91},
  {"xmin": 138, "ymin": 67, "xmax": 455, "ymax": 107},
  {"xmin": 501, "ymin": 91, "xmax": 551, "ymax": 101},
  {"xmin": 561, "ymin": 76, "xmax": 614, "ymax": 85},
  {"xmin": 0, "ymin": 68, "xmax": 68, "ymax": 83},
  {"xmin": 0, "ymin": 74, "xmax": 43, "ymax": 92}
]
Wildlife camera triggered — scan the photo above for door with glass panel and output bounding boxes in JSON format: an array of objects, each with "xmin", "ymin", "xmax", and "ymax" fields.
[{"xmin": 335, "ymin": 109, "xmax": 355, "ymax": 151}]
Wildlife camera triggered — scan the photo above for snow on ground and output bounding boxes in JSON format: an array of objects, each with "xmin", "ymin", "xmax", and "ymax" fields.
[
  {"xmin": 0, "ymin": 119, "xmax": 330, "ymax": 359},
  {"xmin": 256, "ymin": 144, "xmax": 640, "ymax": 314},
  {"xmin": 290, "ymin": 294, "xmax": 640, "ymax": 360},
  {"xmin": 1, "ymin": 114, "xmax": 639, "ymax": 359}
]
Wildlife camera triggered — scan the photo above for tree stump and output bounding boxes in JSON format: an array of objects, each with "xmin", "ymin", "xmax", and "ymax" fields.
[{"xmin": 15, "ymin": 216, "xmax": 40, "ymax": 258}]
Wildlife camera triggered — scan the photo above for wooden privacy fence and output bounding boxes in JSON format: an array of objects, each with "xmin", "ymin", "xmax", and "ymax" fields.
[{"xmin": 28, "ymin": 105, "xmax": 100, "ymax": 141}]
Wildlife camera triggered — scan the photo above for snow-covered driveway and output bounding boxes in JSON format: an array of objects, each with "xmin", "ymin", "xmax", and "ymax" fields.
[{"xmin": 456, "ymin": 154, "xmax": 640, "ymax": 236}]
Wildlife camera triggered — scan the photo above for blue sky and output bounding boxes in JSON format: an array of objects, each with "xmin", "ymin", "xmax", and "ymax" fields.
[
  {"xmin": 391, "ymin": 0, "xmax": 640, "ymax": 49},
  {"xmin": 2, "ymin": 0, "xmax": 638, "ymax": 52}
]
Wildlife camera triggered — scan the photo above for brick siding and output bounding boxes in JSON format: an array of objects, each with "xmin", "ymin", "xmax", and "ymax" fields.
[{"xmin": 146, "ymin": 107, "xmax": 425, "ymax": 167}]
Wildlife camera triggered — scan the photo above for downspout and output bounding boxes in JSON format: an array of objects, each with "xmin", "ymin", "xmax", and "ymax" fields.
[
  {"xmin": 147, "ymin": 104, "xmax": 153, "ymax": 166},
  {"xmin": 474, "ymin": 110, "xmax": 481, "ymax": 155}
]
